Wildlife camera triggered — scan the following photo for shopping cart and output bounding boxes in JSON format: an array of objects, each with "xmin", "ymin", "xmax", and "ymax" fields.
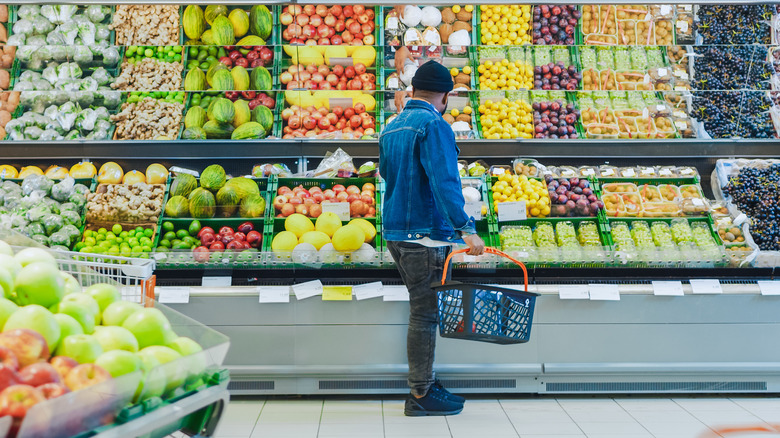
[{"xmin": 435, "ymin": 248, "xmax": 539, "ymax": 345}]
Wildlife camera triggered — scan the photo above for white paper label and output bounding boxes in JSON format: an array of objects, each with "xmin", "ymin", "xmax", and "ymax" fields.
[
  {"xmin": 158, "ymin": 287, "xmax": 190, "ymax": 304},
  {"xmin": 293, "ymin": 280, "xmax": 323, "ymax": 300},
  {"xmin": 202, "ymin": 276, "xmax": 231, "ymax": 287},
  {"xmin": 493, "ymin": 168, "xmax": 506, "ymax": 175},
  {"xmin": 601, "ymin": 169, "xmax": 616, "ymax": 177},
  {"xmin": 622, "ymin": 169, "xmax": 636, "ymax": 177},
  {"xmin": 679, "ymin": 168, "xmax": 695, "ymax": 175},
  {"xmin": 673, "ymin": 110, "xmax": 687, "ymax": 119},
  {"xmin": 758, "ymin": 281, "xmax": 780, "ymax": 296},
  {"xmin": 676, "ymin": 20, "xmax": 689, "ymax": 33},
  {"xmin": 464, "ymin": 202, "xmax": 483, "ymax": 219},
  {"xmin": 660, "ymin": 5, "xmax": 672, "ymax": 15},
  {"xmin": 559, "ymin": 285, "xmax": 590, "ymax": 300},
  {"xmin": 258, "ymin": 286, "xmax": 290, "ymax": 303},
  {"xmin": 388, "ymin": 77, "xmax": 399, "ymax": 89},
  {"xmin": 690, "ymin": 279, "xmax": 722, "ymax": 294},
  {"xmin": 660, "ymin": 168, "xmax": 673, "ymax": 176},
  {"xmin": 652, "ymin": 281, "xmax": 684, "ymax": 296},
  {"xmin": 679, "ymin": 72, "xmax": 689, "ymax": 80},
  {"xmin": 674, "ymin": 121, "xmax": 688, "ymax": 130},
  {"xmin": 387, "ymin": 16, "xmax": 399, "ymax": 30},
  {"xmin": 405, "ymin": 28, "xmax": 420, "ymax": 42},
  {"xmin": 383, "ymin": 285, "xmax": 410, "ymax": 302},
  {"xmin": 691, "ymin": 198, "xmax": 704, "ymax": 206},
  {"xmin": 322, "ymin": 202, "xmax": 350, "ymax": 221},
  {"xmin": 674, "ymin": 85, "xmax": 688, "ymax": 91},
  {"xmin": 589, "ymin": 284, "xmax": 620, "ymax": 301},
  {"xmin": 498, "ymin": 201, "xmax": 527, "ymax": 221},
  {"xmin": 353, "ymin": 281, "xmax": 384, "ymax": 300},
  {"xmin": 582, "ymin": 168, "xmax": 596, "ymax": 176}
]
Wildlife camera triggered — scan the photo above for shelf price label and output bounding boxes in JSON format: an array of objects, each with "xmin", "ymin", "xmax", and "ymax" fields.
[
  {"xmin": 558, "ymin": 285, "xmax": 590, "ymax": 300},
  {"xmin": 322, "ymin": 202, "xmax": 350, "ymax": 221},
  {"xmin": 292, "ymin": 280, "xmax": 323, "ymax": 300},
  {"xmin": 464, "ymin": 202, "xmax": 483, "ymax": 220},
  {"xmin": 588, "ymin": 284, "xmax": 620, "ymax": 301},
  {"xmin": 201, "ymin": 277, "xmax": 231, "ymax": 287},
  {"xmin": 652, "ymin": 281, "xmax": 684, "ymax": 296},
  {"xmin": 383, "ymin": 286, "xmax": 410, "ymax": 302},
  {"xmin": 158, "ymin": 287, "xmax": 190, "ymax": 304},
  {"xmin": 497, "ymin": 201, "xmax": 527, "ymax": 222},
  {"xmin": 353, "ymin": 282, "xmax": 384, "ymax": 301},
  {"xmin": 323, "ymin": 286, "xmax": 353, "ymax": 301},
  {"xmin": 257, "ymin": 286, "xmax": 290, "ymax": 303},
  {"xmin": 689, "ymin": 279, "xmax": 722, "ymax": 294},
  {"xmin": 758, "ymin": 281, "xmax": 780, "ymax": 296}
]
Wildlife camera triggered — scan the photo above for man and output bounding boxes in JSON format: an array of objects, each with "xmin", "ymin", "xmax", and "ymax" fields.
[{"xmin": 379, "ymin": 60, "xmax": 486, "ymax": 417}]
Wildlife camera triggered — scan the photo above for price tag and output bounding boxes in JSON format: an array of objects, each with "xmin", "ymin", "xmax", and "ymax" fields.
[
  {"xmin": 676, "ymin": 20, "xmax": 689, "ymax": 33},
  {"xmin": 323, "ymin": 286, "xmax": 353, "ymax": 301},
  {"xmin": 383, "ymin": 285, "xmax": 410, "ymax": 302},
  {"xmin": 464, "ymin": 202, "xmax": 483, "ymax": 219},
  {"xmin": 498, "ymin": 201, "xmax": 527, "ymax": 222},
  {"xmin": 659, "ymin": 168, "xmax": 673, "ymax": 176},
  {"xmin": 257, "ymin": 286, "xmax": 290, "ymax": 303},
  {"xmin": 292, "ymin": 280, "xmax": 323, "ymax": 300},
  {"xmin": 582, "ymin": 168, "xmax": 596, "ymax": 176},
  {"xmin": 660, "ymin": 5, "xmax": 672, "ymax": 15},
  {"xmin": 405, "ymin": 28, "xmax": 420, "ymax": 43},
  {"xmin": 589, "ymin": 284, "xmax": 620, "ymax": 301},
  {"xmin": 388, "ymin": 77, "xmax": 399, "ymax": 89},
  {"xmin": 657, "ymin": 68, "xmax": 668, "ymax": 78},
  {"xmin": 758, "ymin": 281, "xmax": 780, "ymax": 296},
  {"xmin": 674, "ymin": 121, "xmax": 688, "ymax": 131},
  {"xmin": 691, "ymin": 198, "xmax": 704, "ymax": 206},
  {"xmin": 493, "ymin": 168, "xmax": 506, "ymax": 175},
  {"xmin": 652, "ymin": 281, "xmax": 684, "ymax": 296},
  {"xmin": 601, "ymin": 169, "xmax": 616, "ymax": 177},
  {"xmin": 170, "ymin": 167, "xmax": 199, "ymax": 177},
  {"xmin": 202, "ymin": 276, "xmax": 231, "ymax": 287},
  {"xmin": 558, "ymin": 285, "xmax": 590, "ymax": 300},
  {"xmin": 354, "ymin": 282, "xmax": 384, "ymax": 300},
  {"xmin": 158, "ymin": 287, "xmax": 190, "ymax": 304},
  {"xmin": 387, "ymin": 16, "xmax": 399, "ymax": 30},
  {"xmin": 321, "ymin": 202, "xmax": 350, "ymax": 221},
  {"xmin": 622, "ymin": 169, "xmax": 636, "ymax": 177},
  {"xmin": 690, "ymin": 279, "xmax": 722, "ymax": 294}
]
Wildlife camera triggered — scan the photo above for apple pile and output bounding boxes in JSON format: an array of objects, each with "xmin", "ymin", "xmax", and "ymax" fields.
[
  {"xmin": 218, "ymin": 46, "xmax": 274, "ymax": 69},
  {"xmin": 193, "ymin": 222, "xmax": 263, "ymax": 262},
  {"xmin": 545, "ymin": 176, "xmax": 603, "ymax": 217},
  {"xmin": 273, "ymin": 182, "xmax": 376, "ymax": 218},
  {"xmin": 280, "ymin": 5, "xmax": 376, "ymax": 46},
  {"xmin": 281, "ymin": 63, "xmax": 375, "ymax": 91},
  {"xmin": 224, "ymin": 91, "xmax": 276, "ymax": 110},
  {"xmin": 281, "ymin": 104, "xmax": 376, "ymax": 139},
  {"xmin": 0, "ymin": 243, "xmax": 206, "ymax": 431}
]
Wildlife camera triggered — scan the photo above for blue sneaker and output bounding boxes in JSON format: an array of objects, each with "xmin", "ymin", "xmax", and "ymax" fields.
[
  {"xmin": 404, "ymin": 390, "xmax": 464, "ymax": 417},
  {"xmin": 432, "ymin": 380, "xmax": 465, "ymax": 403}
]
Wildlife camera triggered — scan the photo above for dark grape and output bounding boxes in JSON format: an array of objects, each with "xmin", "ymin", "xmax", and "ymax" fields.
[
  {"xmin": 696, "ymin": 5, "xmax": 773, "ymax": 44},
  {"xmin": 723, "ymin": 164, "xmax": 780, "ymax": 250}
]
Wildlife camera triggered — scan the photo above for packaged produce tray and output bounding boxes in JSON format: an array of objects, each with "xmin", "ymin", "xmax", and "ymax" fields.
[{"xmin": 577, "ymin": 4, "xmax": 675, "ymax": 46}]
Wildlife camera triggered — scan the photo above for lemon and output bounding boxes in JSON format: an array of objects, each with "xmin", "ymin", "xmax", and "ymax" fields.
[
  {"xmin": 452, "ymin": 5, "xmax": 461, "ymax": 13},
  {"xmin": 462, "ymin": 65, "xmax": 472, "ymax": 75},
  {"xmin": 450, "ymin": 67, "xmax": 459, "ymax": 77},
  {"xmin": 465, "ymin": 5, "xmax": 473, "ymax": 12},
  {"xmin": 463, "ymin": 106, "xmax": 472, "ymax": 115}
]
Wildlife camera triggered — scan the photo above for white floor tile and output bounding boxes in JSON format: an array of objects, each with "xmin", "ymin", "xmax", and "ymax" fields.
[
  {"xmin": 689, "ymin": 409, "xmax": 765, "ymax": 426},
  {"xmin": 505, "ymin": 411, "xmax": 574, "ymax": 423},
  {"xmin": 616, "ymin": 398, "xmax": 685, "ymax": 412},
  {"xmin": 730, "ymin": 397, "xmax": 780, "ymax": 411},
  {"xmin": 745, "ymin": 409, "xmax": 780, "ymax": 423},
  {"xmin": 640, "ymin": 421, "xmax": 714, "ymax": 436},
  {"xmin": 384, "ymin": 420, "xmax": 453, "ymax": 436},
  {"xmin": 585, "ymin": 435, "xmax": 652, "ymax": 438},
  {"xmin": 517, "ymin": 435, "xmax": 584, "ymax": 438},
  {"xmin": 629, "ymin": 410, "xmax": 701, "ymax": 424},
  {"xmin": 574, "ymin": 421, "xmax": 649, "ymax": 435},
  {"xmin": 565, "ymin": 410, "xmax": 636, "ymax": 423},
  {"xmin": 249, "ymin": 423, "xmax": 319, "ymax": 438},
  {"xmin": 317, "ymin": 422, "xmax": 384, "ymax": 437},
  {"xmin": 510, "ymin": 420, "xmax": 583, "ymax": 435},
  {"xmin": 501, "ymin": 399, "xmax": 567, "ymax": 412},
  {"xmin": 674, "ymin": 398, "xmax": 740, "ymax": 412},
  {"xmin": 213, "ymin": 400, "xmax": 264, "ymax": 437}
]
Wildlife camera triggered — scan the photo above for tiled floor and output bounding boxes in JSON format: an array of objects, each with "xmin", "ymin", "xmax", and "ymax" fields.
[{"xmin": 213, "ymin": 395, "xmax": 780, "ymax": 438}]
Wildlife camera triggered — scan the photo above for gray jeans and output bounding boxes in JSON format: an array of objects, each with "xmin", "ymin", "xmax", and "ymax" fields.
[{"xmin": 387, "ymin": 240, "xmax": 452, "ymax": 397}]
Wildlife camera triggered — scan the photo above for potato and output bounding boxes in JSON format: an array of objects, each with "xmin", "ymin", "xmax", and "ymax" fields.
[
  {"xmin": 0, "ymin": 6, "xmax": 7, "ymax": 23},
  {"xmin": 455, "ymin": 114, "xmax": 471, "ymax": 123},
  {"xmin": 455, "ymin": 73, "xmax": 470, "ymax": 85},
  {"xmin": 0, "ymin": 110, "xmax": 10, "ymax": 127},
  {"xmin": 0, "ymin": 26, "xmax": 6, "ymax": 43},
  {"xmin": 8, "ymin": 91, "xmax": 19, "ymax": 107},
  {"xmin": 441, "ymin": 8, "xmax": 456, "ymax": 24},
  {"xmin": 0, "ymin": 70, "xmax": 8, "ymax": 90},
  {"xmin": 1, "ymin": 55, "xmax": 12, "ymax": 69},
  {"xmin": 443, "ymin": 114, "xmax": 455, "ymax": 124},
  {"xmin": 456, "ymin": 10, "xmax": 472, "ymax": 21}
]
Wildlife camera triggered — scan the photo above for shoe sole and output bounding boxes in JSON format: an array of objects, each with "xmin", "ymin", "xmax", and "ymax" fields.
[{"xmin": 404, "ymin": 407, "xmax": 464, "ymax": 417}]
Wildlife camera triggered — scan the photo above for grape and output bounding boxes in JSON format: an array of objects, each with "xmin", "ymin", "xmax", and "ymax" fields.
[
  {"xmin": 500, "ymin": 226, "xmax": 534, "ymax": 249},
  {"xmin": 555, "ymin": 221, "xmax": 577, "ymax": 246},
  {"xmin": 696, "ymin": 5, "xmax": 773, "ymax": 44},
  {"xmin": 723, "ymin": 164, "xmax": 780, "ymax": 250},
  {"xmin": 580, "ymin": 47, "xmax": 597, "ymax": 70},
  {"xmin": 692, "ymin": 224, "xmax": 717, "ymax": 248},
  {"xmin": 670, "ymin": 220, "xmax": 693, "ymax": 244},
  {"xmin": 597, "ymin": 49, "xmax": 615, "ymax": 70},
  {"xmin": 534, "ymin": 222, "xmax": 556, "ymax": 247},
  {"xmin": 614, "ymin": 49, "xmax": 630, "ymax": 71},
  {"xmin": 611, "ymin": 222, "xmax": 635, "ymax": 250},
  {"xmin": 630, "ymin": 47, "xmax": 648, "ymax": 71}
]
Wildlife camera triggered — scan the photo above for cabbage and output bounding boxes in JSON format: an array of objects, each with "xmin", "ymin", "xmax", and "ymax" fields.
[
  {"xmin": 56, "ymin": 62, "xmax": 82, "ymax": 80},
  {"xmin": 42, "ymin": 65, "xmax": 58, "ymax": 84},
  {"xmin": 93, "ymin": 107, "xmax": 110, "ymax": 121},
  {"xmin": 85, "ymin": 5, "xmax": 108, "ymax": 23},
  {"xmin": 48, "ymin": 232, "xmax": 69, "ymax": 247},
  {"xmin": 75, "ymin": 91, "xmax": 94, "ymax": 107},
  {"xmin": 56, "ymin": 102, "xmax": 79, "ymax": 131},
  {"xmin": 7, "ymin": 35, "xmax": 26, "ymax": 46},
  {"xmin": 55, "ymin": 22, "xmax": 79, "ymax": 45},
  {"xmin": 77, "ymin": 22, "xmax": 96, "ymax": 45},
  {"xmin": 41, "ymin": 5, "xmax": 77, "ymax": 25},
  {"xmin": 94, "ymin": 119, "xmax": 111, "ymax": 133},
  {"xmin": 51, "ymin": 177, "xmax": 75, "ymax": 202},
  {"xmin": 13, "ymin": 20, "xmax": 35, "ymax": 37},
  {"xmin": 60, "ymin": 202, "xmax": 77, "ymax": 211},
  {"xmin": 16, "ymin": 46, "xmax": 36, "ymax": 63},
  {"xmin": 26, "ymin": 205, "xmax": 51, "ymax": 222},
  {"xmin": 32, "ymin": 14, "xmax": 55, "ymax": 35},
  {"xmin": 68, "ymin": 193, "xmax": 87, "ymax": 209},
  {"xmin": 26, "ymin": 35, "xmax": 47, "ymax": 46},
  {"xmin": 63, "ymin": 130, "xmax": 80, "ymax": 140},
  {"xmin": 75, "ymin": 108, "xmax": 97, "ymax": 131},
  {"xmin": 420, "ymin": 7, "xmax": 442, "ymax": 27},
  {"xmin": 61, "ymin": 210, "xmax": 81, "ymax": 228},
  {"xmin": 23, "ymin": 126, "xmax": 44, "ymax": 140},
  {"xmin": 74, "ymin": 46, "xmax": 94, "ymax": 64},
  {"xmin": 50, "ymin": 46, "xmax": 68, "ymax": 62},
  {"xmin": 39, "ymin": 129, "xmax": 60, "ymax": 141},
  {"xmin": 101, "ymin": 47, "xmax": 120, "ymax": 66},
  {"xmin": 59, "ymin": 224, "xmax": 81, "ymax": 241},
  {"xmin": 91, "ymin": 68, "xmax": 111, "ymax": 86},
  {"xmin": 80, "ymin": 77, "xmax": 98, "ymax": 92},
  {"xmin": 17, "ymin": 5, "xmax": 41, "ymax": 20},
  {"xmin": 95, "ymin": 25, "xmax": 110, "ymax": 42}
]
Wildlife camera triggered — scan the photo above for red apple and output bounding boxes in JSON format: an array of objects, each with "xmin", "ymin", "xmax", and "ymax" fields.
[
  {"xmin": 18, "ymin": 363, "xmax": 60, "ymax": 387},
  {"xmin": 346, "ymin": 185, "xmax": 360, "ymax": 195},
  {"xmin": 193, "ymin": 246, "xmax": 209, "ymax": 263},
  {"xmin": 333, "ymin": 184, "xmax": 347, "ymax": 193},
  {"xmin": 209, "ymin": 242, "xmax": 225, "ymax": 252},
  {"xmin": 310, "ymin": 14, "xmax": 323, "ymax": 27},
  {"xmin": 303, "ymin": 4, "xmax": 316, "ymax": 15},
  {"xmin": 246, "ymin": 231, "xmax": 262, "ymax": 248},
  {"xmin": 200, "ymin": 233, "xmax": 216, "ymax": 246},
  {"xmin": 349, "ymin": 115, "xmax": 362, "ymax": 128},
  {"xmin": 317, "ymin": 117, "xmax": 331, "ymax": 129},
  {"xmin": 233, "ymin": 232, "xmax": 246, "ymax": 242},
  {"xmin": 357, "ymin": 13, "xmax": 370, "ymax": 24},
  {"xmin": 303, "ymin": 116, "xmax": 317, "ymax": 130},
  {"xmin": 362, "ymin": 82, "xmax": 376, "ymax": 91},
  {"xmin": 64, "ymin": 364, "xmax": 111, "ymax": 392},
  {"xmin": 288, "ymin": 115, "xmax": 301, "ymax": 129},
  {"xmin": 49, "ymin": 356, "xmax": 77, "ymax": 380},
  {"xmin": 362, "ymin": 117, "xmax": 374, "ymax": 129},
  {"xmin": 361, "ymin": 23, "xmax": 373, "ymax": 36},
  {"xmin": 235, "ymin": 58, "xmax": 249, "ymax": 68},
  {"xmin": 343, "ymin": 5, "xmax": 354, "ymax": 17},
  {"xmin": 295, "ymin": 13, "xmax": 309, "ymax": 26},
  {"xmin": 349, "ymin": 78, "xmax": 362, "ymax": 90},
  {"xmin": 0, "ymin": 330, "xmax": 49, "ymax": 368},
  {"xmin": 341, "ymin": 31, "xmax": 354, "ymax": 43},
  {"xmin": 280, "ymin": 71, "xmax": 294, "ymax": 85},
  {"xmin": 280, "ymin": 12, "xmax": 294, "ymax": 25},
  {"xmin": 361, "ymin": 194, "xmax": 374, "ymax": 204},
  {"xmin": 0, "ymin": 366, "xmax": 19, "ymax": 393},
  {"xmin": 353, "ymin": 5, "xmax": 365, "ymax": 15},
  {"xmin": 197, "ymin": 227, "xmax": 215, "ymax": 238},
  {"xmin": 0, "ymin": 385, "xmax": 45, "ymax": 418},
  {"xmin": 38, "ymin": 382, "xmax": 69, "ymax": 400},
  {"xmin": 348, "ymin": 21, "xmax": 361, "ymax": 35},
  {"xmin": 363, "ymin": 34, "xmax": 375, "ymax": 45},
  {"xmin": 355, "ymin": 102, "xmax": 366, "ymax": 114},
  {"xmin": 294, "ymin": 204, "xmax": 309, "ymax": 216},
  {"xmin": 330, "ymin": 5, "xmax": 342, "ymax": 16},
  {"xmin": 350, "ymin": 200, "xmax": 367, "ymax": 216},
  {"xmin": 0, "ymin": 347, "xmax": 18, "ymax": 372},
  {"xmin": 219, "ymin": 56, "xmax": 232, "ymax": 67},
  {"xmin": 219, "ymin": 227, "xmax": 234, "ymax": 236},
  {"xmin": 336, "ymin": 192, "xmax": 349, "ymax": 202},
  {"xmin": 317, "ymin": 24, "xmax": 330, "ymax": 39},
  {"xmin": 316, "ymin": 4, "xmax": 328, "ymax": 17},
  {"xmin": 323, "ymin": 189, "xmax": 336, "ymax": 199}
]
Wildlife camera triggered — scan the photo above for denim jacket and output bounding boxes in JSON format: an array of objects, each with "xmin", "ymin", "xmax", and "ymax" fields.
[{"xmin": 379, "ymin": 99, "xmax": 476, "ymax": 242}]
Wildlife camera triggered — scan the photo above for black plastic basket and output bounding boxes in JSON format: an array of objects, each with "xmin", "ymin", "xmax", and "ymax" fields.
[{"xmin": 435, "ymin": 248, "xmax": 539, "ymax": 345}]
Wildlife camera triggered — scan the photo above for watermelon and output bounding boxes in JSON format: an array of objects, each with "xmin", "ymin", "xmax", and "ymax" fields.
[
  {"xmin": 231, "ymin": 66, "xmax": 250, "ymax": 91},
  {"xmin": 225, "ymin": 177, "xmax": 260, "ymax": 200},
  {"xmin": 249, "ymin": 67, "xmax": 272, "ymax": 91},
  {"xmin": 189, "ymin": 188, "xmax": 216, "ymax": 218},
  {"xmin": 206, "ymin": 63, "xmax": 228, "ymax": 86},
  {"xmin": 204, "ymin": 5, "xmax": 228, "ymax": 25},
  {"xmin": 251, "ymin": 105, "xmax": 273, "ymax": 133},
  {"xmin": 239, "ymin": 194, "xmax": 266, "ymax": 219},
  {"xmin": 210, "ymin": 98, "xmax": 235, "ymax": 124},
  {"xmin": 170, "ymin": 173, "xmax": 198, "ymax": 198},
  {"xmin": 165, "ymin": 196, "xmax": 190, "ymax": 218},
  {"xmin": 249, "ymin": 5, "xmax": 273, "ymax": 40},
  {"xmin": 211, "ymin": 15, "xmax": 236, "ymax": 45},
  {"xmin": 232, "ymin": 100, "xmax": 251, "ymax": 128},
  {"xmin": 216, "ymin": 185, "xmax": 240, "ymax": 217},
  {"xmin": 200, "ymin": 164, "xmax": 227, "ymax": 192},
  {"xmin": 184, "ymin": 68, "xmax": 206, "ymax": 91},
  {"xmin": 211, "ymin": 69, "xmax": 235, "ymax": 91},
  {"xmin": 231, "ymin": 122, "xmax": 266, "ymax": 140}
]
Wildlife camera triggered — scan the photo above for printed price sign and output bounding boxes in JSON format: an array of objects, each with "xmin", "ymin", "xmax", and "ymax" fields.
[
  {"xmin": 464, "ymin": 202, "xmax": 483, "ymax": 219},
  {"xmin": 652, "ymin": 281, "xmax": 684, "ymax": 296},
  {"xmin": 258, "ymin": 286, "xmax": 290, "ymax": 303},
  {"xmin": 292, "ymin": 280, "xmax": 323, "ymax": 300},
  {"xmin": 323, "ymin": 286, "xmax": 353, "ymax": 301},
  {"xmin": 497, "ymin": 201, "xmax": 527, "ymax": 221},
  {"xmin": 322, "ymin": 202, "xmax": 350, "ymax": 221},
  {"xmin": 353, "ymin": 282, "xmax": 384, "ymax": 300},
  {"xmin": 202, "ymin": 277, "xmax": 231, "ymax": 287},
  {"xmin": 758, "ymin": 281, "xmax": 780, "ymax": 296},
  {"xmin": 383, "ymin": 286, "xmax": 410, "ymax": 302},
  {"xmin": 558, "ymin": 285, "xmax": 590, "ymax": 300},
  {"xmin": 158, "ymin": 287, "xmax": 190, "ymax": 304},
  {"xmin": 689, "ymin": 279, "xmax": 722, "ymax": 294},
  {"xmin": 588, "ymin": 284, "xmax": 620, "ymax": 301}
]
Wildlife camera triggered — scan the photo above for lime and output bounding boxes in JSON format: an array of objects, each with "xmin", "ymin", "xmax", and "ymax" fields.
[
  {"xmin": 141, "ymin": 246, "xmax": 152, "ymax": 253},
  {"xmin": 95, "ymin": 234, "xmax": 105, "ymax": 242},
  {"xmin": 163, "ymin": 231, "xmax": 176, "ymax": 241},
  {"xmin": 128, "ymin": 238, "xmax": 140, "ymax": 247},
  {"xmin": 120, "ymin": 247, "xmax": 132, "ymax": 256},
  {"xmin": 73, "ymin": 242, "xmax": 85, "ymax": 251},
  {"xmin": 144, "ymin": 48, "xmax": 154, "ymax": 57},
  {"xmin": 106, "ymin": 232, "xmax": 116, "ymax": 240},
  {"xmin": 80, "ymin": 247, "xmax": 92, "ymax": 253},
  {"xmin": 159, "ymin": 239, "xmax": 172, "ymax": 248},
  {"xmin": 172, "ymin": 239, "xmax": 182, "ymax": 246},
  {"xmin": 111, "ymin": 224, "xmax": 122, "ymax": 234},
  {"xmin": 131, "ymin": 245, "xmax": 143, "ymax": 254},
  {"xmin": 188, "ymin": 220, "xmax": 202, "ymax": 236},
  {"xmin": 143, "ymin": 228, "xmax": 153, "ymax": 238},
  {"xmin": 84, "ymin": 230, "xmax": 94, "ymax": 238},
  {"xmin": 84, "ymin": 237, "xmax": 96, "ymax": 246},
  {"xmin": 176, "ymin": 229, "xmax": 189, "ymax": 239},
  {"xmin": 135, "ymin": 227, "xmax": 144, "ymax": 234},
  {"xmin": 98, "ymin": 228, "xmax": 107, "ymax": 234},
  {"xmin": 139, "ymin": 237, "xmax": 152, "ymax": 247}
]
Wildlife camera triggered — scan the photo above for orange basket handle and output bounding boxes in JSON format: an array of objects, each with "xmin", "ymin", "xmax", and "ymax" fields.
[{"xmin": 441, "ymin": 248, "xmax": 529, "ymax": 292}]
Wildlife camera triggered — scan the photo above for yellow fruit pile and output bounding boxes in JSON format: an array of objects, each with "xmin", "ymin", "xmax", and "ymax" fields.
[
  {"xmin": 478, "ymin": 59, "xmax": 533, "ymax": 91},
  {"xmin": 491, "ymin": 174, "xmax": 550, "ymax": 217},
  {"xmin": 479, "ymin": 5, "xmax": 532, "ymax": 45},
  {"xmin": 478, "ymin": 98, "xmax": 534, "ymax": 139}
]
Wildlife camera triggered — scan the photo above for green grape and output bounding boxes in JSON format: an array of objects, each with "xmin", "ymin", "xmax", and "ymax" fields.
[
  {"xmin": 632, "ymin": 222, "xmax": 655, "ymax": 248},
  {"xmin": 650, "ymin": 222, "xmax": 674, "ymax": 248},
  {"xmin": 556, "ymin": 222, "xmax": 577, "ymax": 247},
  {"xmin": 692, "ymin": 224, "xmax": 717, "ymax": 247},
  {"xmin": 670, "ymin": 220, "xmax": 693, "ymax": 244},
  {"xmin": 553, "ymin": 47, "xmax": 571, "ymax": 65},
  {"xmin": 581, "ymin": 47, "xmax": 597, "ymax": 70},
  {"xmin": 597, "ymin": 48, "xmax": 615, "ymax": 70},
  {"xmin": 578, "ymin": 222, "xmax": 601, "ymax": 246},
  {"xmin": 534, "ymin": 222, "xmax": 556, "ymax": 248},
  {"xmin": 500, "ymin": 226, "xmax": 533, "ymax": 249},
  {"xmin": 615, "ymin": 48, "xmax": 631, "ymax": 70},
  {"xmin": 630, "ymin": 46, "xmax": 648, "ymax": 70}
]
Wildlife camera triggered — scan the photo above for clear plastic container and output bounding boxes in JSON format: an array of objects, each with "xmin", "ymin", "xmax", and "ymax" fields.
[
  {"xmin": 676, "ymin": 166, "xmax": 699, "ymax": 179},
  {"xmin": 512, "ymin": 159, "xmax": 541, "ymax": 177},
  {"xmin": 533, "ymin": 222, "xmax": 557, "ymax": 247},
  {"xmin": 578, "ymin": 221, "xmax": 602, "ymax": 246},
  {"xmin": 611, "ymin": 221, "xmax": 635, "ymax": 249},
  {"xmin": 638, "ymin": 184, "xmax": 661, "ymax": 201},
  {"xmin": 679, "ymin": 184, "xmax": 704, "ymax": 199},
  {"xmin": 657, "ymin": 184, "xmax": 682, "ymax": 201},
  {"xmin": 653, "ymin": 116, "xmax": 677, "ymax": 138},
  {"xmin": 489, "ymin": 165, "xmax": 512, "ymax": 177},
  {"xmin": 500, "ymin": 225, "xmax": 534, "ymax": 249},
  {"xmin": 603, "ymin": 182, "xmax": 639, "ymax": 193},
  {"xmin": 710, "ymin": 201, "xmax": 729, "ymax": 218},
  {"xmin": 671, "ymin": 218, "xmax": 694, "ymax": 243},
  {"xmin": 555, "ymin": 166, "xmax": 578, "ymax": 179},
  {"xmin": 657, "ymin": 166, "xmax": 677, "ymax": 178},
  {"xmin": 598, "ymin": 165, "xmax": 619, "ymax": 178},
  {"xmin": 586, "ymin": 124, "xmax": 619, "ymax": 139},
  {"xmin": 578, "ymin": 166, "xmax": 598, "ymax": 178},
  {"xmin": 681, "ymin": 197, "xmax": 710, "ymax": 216},
  {"xmin": 618, "ymin": 167, "xmax": 639, "ymax": 178},
  {"xmin": 643, "ymin": 201, "xmax": 682, "ymax": 217},
  {"xmin": 602, "ymin": 193, "xmax": 625, "ymax": 216},
  {"xmin": 638, "ymin": 166, "xmax": 658, "ymax": 178}
]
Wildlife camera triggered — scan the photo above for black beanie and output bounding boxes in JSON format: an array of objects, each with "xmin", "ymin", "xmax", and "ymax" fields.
[{"xmin": 411, "ymin": 60, "xmax": 454, "ymax": 93}]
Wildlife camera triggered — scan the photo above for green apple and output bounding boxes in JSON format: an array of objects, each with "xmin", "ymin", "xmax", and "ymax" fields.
[
  {"xmin": 102, "ymin": 301, "xmax": 142, "ymax": 327},
  {"xmin": 93, "ymin": 326, "xmax": 139, "ymax": 353},
  {"xmin": 138, "ymin": 346, "xmax": 184, "ymax": 393},
  {"xmin": 0, "ymin": 255, "xmax": 22, "ymax": 279},
  {"xmin": 55, "ymin": 334, "xmax": 103, "ymax": 364},
  {"xmin": 134, "ymin": 351, "xmax": 165, "ymax": 402},
  {"xmin": 85, "ymin": 284, "xmax": 121, "ymax": 314},
  {"xmin": 14, "ymin": 248, "xmax": 57, "ymax": 268},
  {"xmin": 167, "ymin": 336, "xmax": 206, "ymax": 380},
  {"xmin": 61, "ymin": 273, "xmax": 81, "ymax": 295},
  {"xmin": 60, "ymin": 293, "xmax": 100, "ymax": 326},
  {"xmin": 53, "ymin": 313, "xmax": 84, "ymax": 347},
  {"xmin": 0, "ymin": 267, "xmax": 13, "ymax": 300},
  {"xmin": 95, "ymin": 350, "xmax": 143, "ymax": 378},
  {"xmin": 0, "ymin": 240, "xmax": 12, "ymax": 256},
  {"xmin": 122, "ymin": 308, "xmax": 176, "ymax": 349},
  {"xmin": 57, "ymin": 301, "xmax": 96, "ymax": 334},
  {"xmin": 3, "ymin": 304, "xmax": 61, "ymax": 350},
  {"xmin": 13, "ymin": 262, "xmax": 65, "ymax": 308},
  {"xmin": 0, "ymin": 297, "xmax": 18, "ymax": 329}
]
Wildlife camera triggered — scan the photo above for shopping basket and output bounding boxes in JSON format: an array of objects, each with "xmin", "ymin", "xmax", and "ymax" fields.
[{"xmin": 435, "ymin": 248, "xmax": 539, "ymax": 345}]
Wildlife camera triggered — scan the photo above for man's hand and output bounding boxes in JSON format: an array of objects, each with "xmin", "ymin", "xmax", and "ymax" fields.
[
  {"xmin": 463, "ymin": 234, "xmax": 485, "ymax": 256},
  {"xmin": 394, "ymin": 46, "xmax": 414, "ymax": 75}
]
